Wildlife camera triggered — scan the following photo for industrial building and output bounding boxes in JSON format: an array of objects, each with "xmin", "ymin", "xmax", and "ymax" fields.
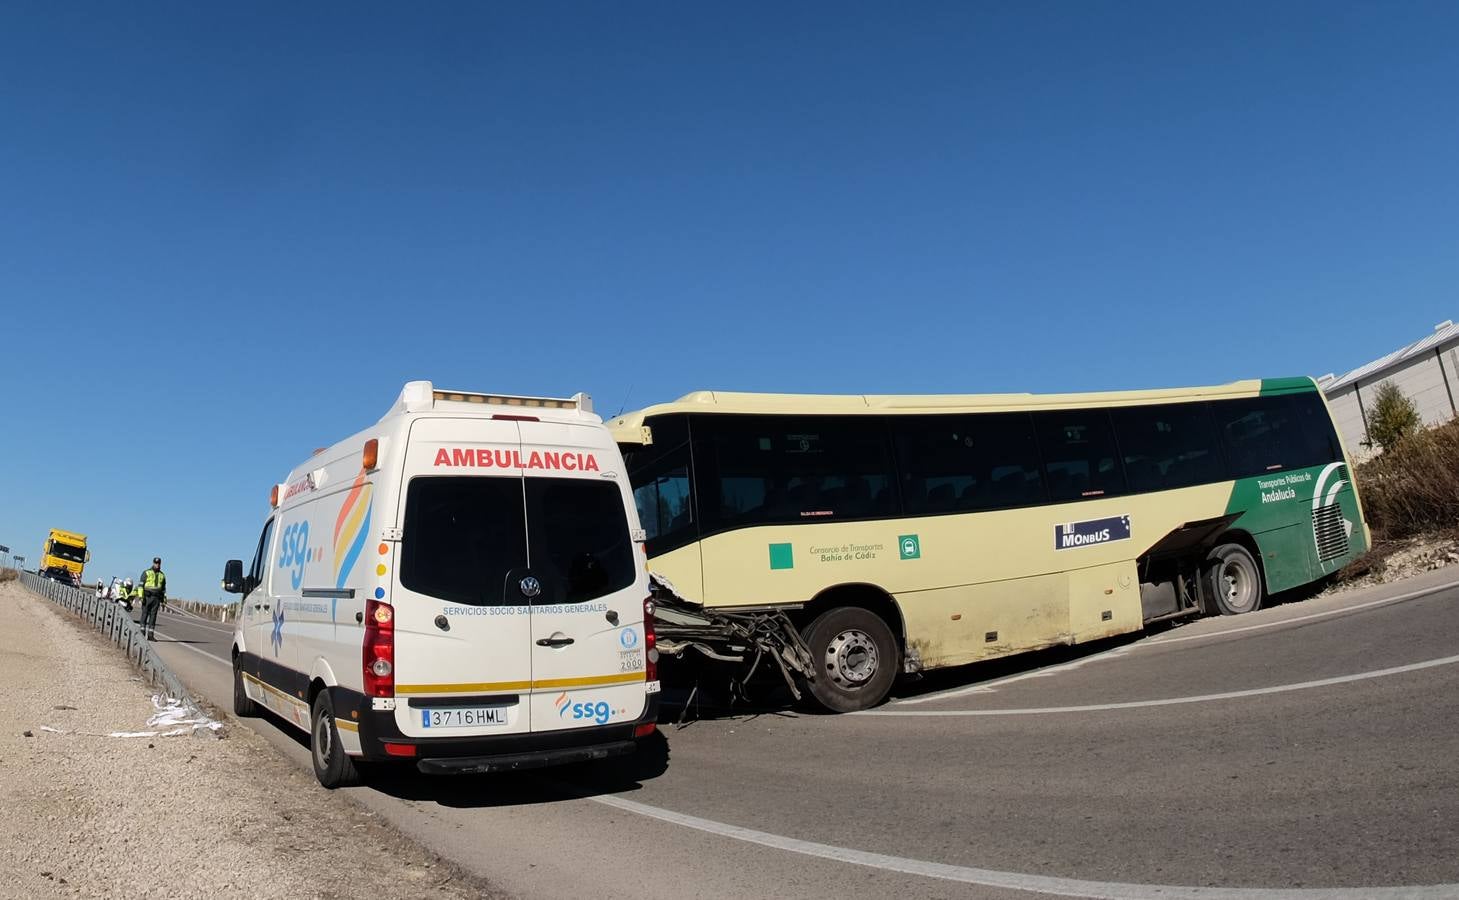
[{"xmin": 1319, "ymin": 320, "xmax": 1459, "ymax": 459}]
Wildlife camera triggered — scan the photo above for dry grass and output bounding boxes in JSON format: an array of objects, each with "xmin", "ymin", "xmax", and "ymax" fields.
[
  {"xmin": 1355, "ymin": 418, "xmax": 1459, "ymax": 539},
  {"xmin": 0, "ymin": 569, "xmax": 17, "ymax": 584}
]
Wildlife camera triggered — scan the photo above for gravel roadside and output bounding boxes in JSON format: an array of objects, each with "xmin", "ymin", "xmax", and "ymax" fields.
[{"xmin": 0, "ymin": 581, "xmax": 508, "ymax": 900}]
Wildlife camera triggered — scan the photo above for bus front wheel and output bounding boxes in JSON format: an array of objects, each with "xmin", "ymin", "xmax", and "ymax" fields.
[
  {"xmin": 1205, "ymin": 543, "xmax": 1264, "ymax": 616},
  {"xmin": 801, "ymin": 606, "xmax": 900, "ymax": 713}
]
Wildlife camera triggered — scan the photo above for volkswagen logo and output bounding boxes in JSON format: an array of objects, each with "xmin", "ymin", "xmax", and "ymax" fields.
[{"xmin": 519, "ymin": 576, "xmax": 542, "ymax": 599}]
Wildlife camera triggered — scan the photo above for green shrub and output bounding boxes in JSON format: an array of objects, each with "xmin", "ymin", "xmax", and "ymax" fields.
[
  {"xmin": 1366, "ymin": 381, "xmax": 1421, "ymax": 452},
  {"xmin": 1356, "ymin": 418, "xmax": 1459, "ymax": 538}
]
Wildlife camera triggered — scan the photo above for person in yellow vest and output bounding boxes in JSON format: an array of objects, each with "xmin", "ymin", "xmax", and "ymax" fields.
[{"xmin": 139, "ymin": 557, "xmax": 167, "ymax": 640}]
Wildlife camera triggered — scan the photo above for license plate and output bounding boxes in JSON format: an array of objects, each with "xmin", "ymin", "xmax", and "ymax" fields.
[{"xmin": 420, "ymin": 707, "xmax": 510, "ymax": 729}]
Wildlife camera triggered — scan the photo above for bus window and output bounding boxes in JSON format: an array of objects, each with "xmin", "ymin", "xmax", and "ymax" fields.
[
  {"xmin": 627, "ymin": 416, "xmax": 696, "ymax": 555},
  {"xmin": 1109, "ymin": 402, "xmax": 1225, "ymax": 493},
  {"xmin": 633, "ymin": 463, "xmax": 692, "ymax": 546},
  {"xmin": 1034, "ymin": 411, "xmax": 1127, "ymax": 503},
  {"xmin": 1215, "ymin": 394, "xmax": 1334, "ymax": 477},
  {"xmin": 893, "ymin": 413, "xmax": 1044, "ymax": 513},
  {"xmin": 699, "ymin": 415, "xmax": 896, "ymax": 530},
  {"xmin": 1288, "ymin": 392, "xmax": 1343, "ymax": 465}
]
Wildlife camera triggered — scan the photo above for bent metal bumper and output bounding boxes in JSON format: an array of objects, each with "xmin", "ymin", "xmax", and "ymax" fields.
[{"xmin": 417, "ymin": 739, "xmax": 636, "ymax": 775}]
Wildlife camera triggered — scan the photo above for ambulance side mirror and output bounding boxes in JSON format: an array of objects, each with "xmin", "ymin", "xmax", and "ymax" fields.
[{"xmin": 222, "ymin": 559, "xmax": 246, "ymax": 594}]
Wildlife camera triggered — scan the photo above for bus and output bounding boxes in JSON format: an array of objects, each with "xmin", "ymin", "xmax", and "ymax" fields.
[{"xmin": 608, "ymin": 377, "xmax": 1367, "ymax": 712}]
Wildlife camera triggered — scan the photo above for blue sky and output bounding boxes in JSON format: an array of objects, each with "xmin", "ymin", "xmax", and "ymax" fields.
[{"xmin": 2, "ymin": 2, "xmax": 1456, "ymax": 600}]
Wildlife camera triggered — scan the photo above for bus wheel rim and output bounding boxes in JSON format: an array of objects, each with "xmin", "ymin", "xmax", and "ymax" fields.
[
  {"xmin": 826, "ymin": 629, "xmax": 878, "ymax": 687},
  {"xmin": 1222, "ymin": 558, "xmax": 1254, "ymax": 610}
]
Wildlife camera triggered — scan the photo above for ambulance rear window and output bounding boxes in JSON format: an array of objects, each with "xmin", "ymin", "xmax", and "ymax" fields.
[
  {"xmin": 399, "ymin": 476, "xmax": 635, "ymax": 607},
  {"xmin": 400, "ymin": 477, "xmax": 528, "ymax": 607},
  {"xmin": 525, "ymin": 479, "xmax": 635, "ymax": 605}
]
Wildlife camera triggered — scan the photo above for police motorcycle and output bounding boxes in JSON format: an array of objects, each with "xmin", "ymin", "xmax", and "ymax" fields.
[{"xmin": 115, "ymin": 577, "xmax": 135, "ymax": 612}]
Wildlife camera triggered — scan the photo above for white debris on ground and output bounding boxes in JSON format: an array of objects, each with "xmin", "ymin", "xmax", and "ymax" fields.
[
  {"xmin": 36, "ymin": 696, "xmax": 223, "ymax": 740},
  {"xmin": 0, "ymin": 581, "xmax": 506, "ymax": 900},
  {"xmin": 1321, "ymin": 533, "xmax": 1459, "ymax": 596}
]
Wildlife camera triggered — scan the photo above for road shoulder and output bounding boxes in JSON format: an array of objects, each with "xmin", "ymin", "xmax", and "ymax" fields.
[{"xmin": 0, "ymin": 582, "xmax": 506, "ymax": 900}]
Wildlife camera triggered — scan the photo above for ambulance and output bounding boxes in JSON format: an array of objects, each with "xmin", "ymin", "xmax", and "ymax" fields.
[{"xmin": 222, "ymin": 381, "xmax": 661, "ymax": 788}]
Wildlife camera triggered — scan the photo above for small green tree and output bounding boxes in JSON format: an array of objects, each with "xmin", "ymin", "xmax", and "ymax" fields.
[{"xmin": 1367, "ymin": 381, "xmax": 1421, "ymax": 452}]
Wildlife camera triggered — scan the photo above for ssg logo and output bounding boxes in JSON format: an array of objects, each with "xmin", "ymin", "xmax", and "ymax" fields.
[{"xmin": 556, "ymin": 692, "xmax": 619, "ymax": 725}]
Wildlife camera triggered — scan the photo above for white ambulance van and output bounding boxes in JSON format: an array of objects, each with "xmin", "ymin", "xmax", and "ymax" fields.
[{"xmin": 222, "ymin": 381, "xmax": 661, "ymax": 788}]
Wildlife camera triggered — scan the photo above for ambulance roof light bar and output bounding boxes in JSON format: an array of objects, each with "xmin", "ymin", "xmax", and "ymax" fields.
[{"xmin": 389, "ymin": 380, "xmax": 593, "ymax": 417}]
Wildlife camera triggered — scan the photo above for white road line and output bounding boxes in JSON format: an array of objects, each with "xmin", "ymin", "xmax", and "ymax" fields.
[
  {"xmin": 896, "ymin": 578, "xmax": 1459, "ymax": 707},
  {"xmin": 590, "ymin": 793, "xmax": 1458, "ymax": 899},
  {"xmin": 159, "ymin": 613, "xmax": 234, "ymax": 635},
  {"xmin": 862, "ymin": 652, "xmax": 1459, "ymax": 717},
  {"xmin": 150, "ymin": 630, "xmax": 230, "ymax": 665},
  {"xmin": 897, "ymin": 645, "xmax": 1136, "ymax": 705},
  {"xmin": 1144, "ymin": 580, "xmax": 1458, "ymax": 647}
]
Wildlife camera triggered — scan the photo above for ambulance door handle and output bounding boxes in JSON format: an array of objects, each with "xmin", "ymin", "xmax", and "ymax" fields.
[
  {"xmin": 356, "ymin": 612, "xmax": 364, "ymax": 624},
  {"xmin": 536, "ymin": 637, "xmax": 574, "ymax": 648}
]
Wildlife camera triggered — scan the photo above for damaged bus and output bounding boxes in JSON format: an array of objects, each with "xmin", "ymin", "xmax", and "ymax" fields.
[{"xmin": 608, "ymin": 377, "xmax": 1367, "ymax": 712}]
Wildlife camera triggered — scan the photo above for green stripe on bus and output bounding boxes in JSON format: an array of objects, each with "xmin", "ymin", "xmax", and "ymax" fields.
[
  {"xmin": 1224, "ymin": 462, "xmax": 1368, "ymax": 594},
  {"xmin": 1259, "ymin": 376, "xmax": 1317, "ymax": 394}
]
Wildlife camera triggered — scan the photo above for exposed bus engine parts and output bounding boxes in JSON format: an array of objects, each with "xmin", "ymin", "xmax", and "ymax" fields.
[{"xmin": 650, "ymin": 574, "xmax": 814, "ymax": 702}]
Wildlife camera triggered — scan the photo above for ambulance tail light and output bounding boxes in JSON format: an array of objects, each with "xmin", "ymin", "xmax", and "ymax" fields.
[
  {"xmin": 363, "ymin": 599, "xmax": 395, "ymax": 698},
  {"xmin": 643, "ymin": 595, "xmax": 657, "ymax": 683},
  {"xmin": 491, "ymin": 414, "xmax": 540, "ymax": 422}
]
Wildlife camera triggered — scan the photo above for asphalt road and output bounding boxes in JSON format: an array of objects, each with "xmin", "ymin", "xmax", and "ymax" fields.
[{"xmin": 147, "ymin": 568, "xmax": 1459, "ymax": 900}]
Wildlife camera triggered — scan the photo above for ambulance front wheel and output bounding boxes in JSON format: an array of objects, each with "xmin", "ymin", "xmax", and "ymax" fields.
[{"xmin": 311, "ymin": 691, "xmax": 361, "ymax": 789}]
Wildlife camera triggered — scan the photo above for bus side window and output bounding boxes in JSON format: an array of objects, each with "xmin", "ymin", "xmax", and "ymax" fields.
[
  {"xmin": 633, "ymin": 463, "xmax": 692, "ymax": 545},
  {"xmin": 893, "ymin": 413, "xmax": 1044, "ymax": 513},
  {"xmin": 1287, "ymin": 392, "xmax": 1343, "ymax": 465},
  {"xmin": 1215, "ymin": 394, "xmax": 1333, "ymax": 478},
  {"xmin": 1033, "ymin": 411, "xmax": 1127, "ymax": 503},
  {"xmin": 1109, "ymin": 402, "xmax": 1225, "ymax": 493},
  {"xmin": 699, "ymin": 415, "xmax": 896, "ymax": 530}
]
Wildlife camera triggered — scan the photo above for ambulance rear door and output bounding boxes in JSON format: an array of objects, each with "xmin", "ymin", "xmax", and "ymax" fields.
[{"xmin": 390, "ymin": 417, "xmax": 534, "ymax": 738}]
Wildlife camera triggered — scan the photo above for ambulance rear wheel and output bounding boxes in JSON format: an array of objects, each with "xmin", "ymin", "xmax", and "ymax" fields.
[
  {"xmin": 800, "ymin": 606, "xmax": 900, "ymax": 713},
  {"xmin": 231, "ymin": 656, "xmax": 257, "ymax": 718},
  {"xmin": 311, "ymin": 691, "xmax": 361, "ymax": 789}
]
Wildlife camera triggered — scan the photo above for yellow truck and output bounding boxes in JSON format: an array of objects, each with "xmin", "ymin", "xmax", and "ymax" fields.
[{"xmin": 40, "ymin": 529, "xmax": 89, "ymax": 584}]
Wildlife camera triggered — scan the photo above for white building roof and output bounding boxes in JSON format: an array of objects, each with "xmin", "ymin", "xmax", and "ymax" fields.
[{"xmin": 1320, "ymin": 320, "xmax": 1459, "ymax": 393}]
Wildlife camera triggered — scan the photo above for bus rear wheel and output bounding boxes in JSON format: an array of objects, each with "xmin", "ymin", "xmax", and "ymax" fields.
[
  {"xmin": 801, "ymin": 606, "xmax": 899, "ymax": 713},
  {"xmin": 1205, "ymin": 543, "xmax": 1264, "ymax": 616}
]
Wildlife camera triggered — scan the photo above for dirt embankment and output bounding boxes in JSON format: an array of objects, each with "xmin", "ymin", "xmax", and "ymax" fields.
[
  {"xmin": 0, "ymin": 581, "xmax": 506, "ymax": 900},
  {"xmin": 1327, "ymin": 532, "xmax": 1459, "ymax": 596}
]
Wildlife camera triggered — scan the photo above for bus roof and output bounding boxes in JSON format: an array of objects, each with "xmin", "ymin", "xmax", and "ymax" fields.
[{"xmin": 607, "ymin": 377, "xmax": 1318, "ymax": 444}]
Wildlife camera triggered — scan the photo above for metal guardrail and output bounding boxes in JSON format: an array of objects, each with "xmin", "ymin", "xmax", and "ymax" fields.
[{"xmin": 21, "ymin": 570, "xmax": 198, "ymax": 706}]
